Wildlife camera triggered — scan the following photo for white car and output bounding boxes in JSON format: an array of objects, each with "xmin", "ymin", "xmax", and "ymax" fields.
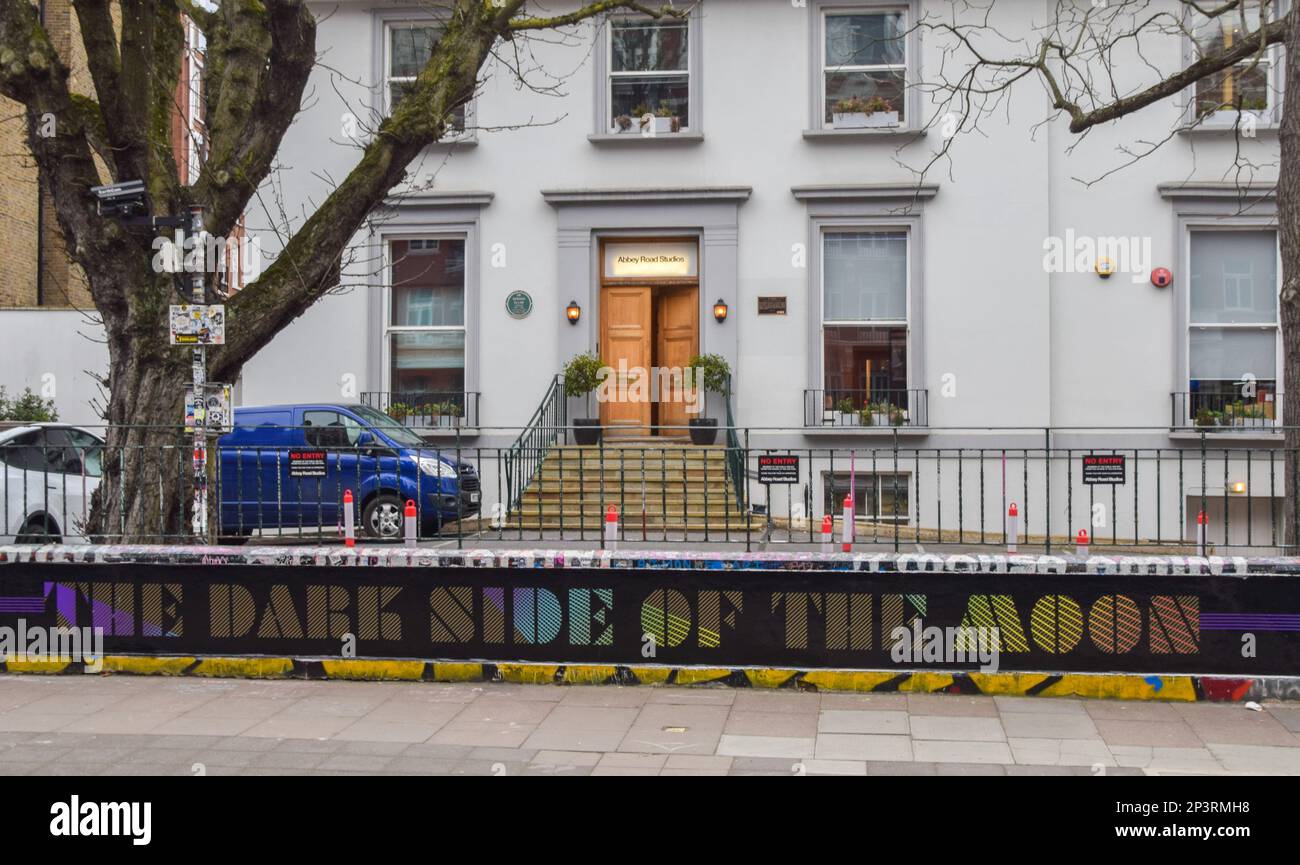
[{"xmin": 0, "ymin": 424, "xmax": 104, "ymax": 544}]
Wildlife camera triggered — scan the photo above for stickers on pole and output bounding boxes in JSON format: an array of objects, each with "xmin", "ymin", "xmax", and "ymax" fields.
[
  {"xmin": 169, "ymin": 304, "xmax": 225, "ymax": 345},
  {"xmin": 185, "ymin": 383, "xmax": 233, "ymax": 433}
]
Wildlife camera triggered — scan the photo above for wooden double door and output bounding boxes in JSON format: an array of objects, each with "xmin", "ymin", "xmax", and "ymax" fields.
[{"xmin": 599, "ymin": 284, "xmax": 699, "ymax": 436}]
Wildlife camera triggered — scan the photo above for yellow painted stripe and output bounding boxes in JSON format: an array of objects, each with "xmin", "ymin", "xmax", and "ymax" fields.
[
  {"xmin": 496, "ymin": 663, "xmax": 559, "ymax": 684},
  {"xmin": 190, "ymin": 657, "xmax": 295, "ymax": 678},
  {"xmin": 103, "ymin": 656, "xmax": 197, "ymax": 676},
  {"xmin": 320, "ymin": 660, "xmax": 425, "ymax": 681},
  {"xmin": 4, "ymin": 659, "xmax": 70, "ymax": 674},
  {"xmin": 632, "ymin": 667, "xmax": 673, "ymax": 685},
  {"xmin": 801, "ymin": 670, "xmax": 903, "ymax": 692},
  {"xmin": 429, "ymin": 663, "xmax": 485, "ymax": 682},
  {"xmin": 0, "ymin": 654, "xmax": 1238, "ymax": 703},
  {"xmin": 672, "ymin": 668, "xmax": 732, "ymax": 686},
  {"xmin": 562, "ymin": 665, "xmax": 619, "ymax": 684},
  {"xmin": 744, "ymin": 669, "xmax": 800, "ymax": 689}
]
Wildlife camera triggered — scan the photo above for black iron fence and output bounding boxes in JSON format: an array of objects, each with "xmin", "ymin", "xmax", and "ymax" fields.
[
  {"xmin": 0, "ymin": 424, "xmax": 1296, "ymax": 553},
  {"xmin": 804, "ymin": 388, "xmax": 928, "ymax": 428}
]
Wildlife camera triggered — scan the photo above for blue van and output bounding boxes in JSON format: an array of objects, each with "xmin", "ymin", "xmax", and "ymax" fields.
[{"xmin": 217, "ymin": 404, "xmax": 478, "ymax": 539}]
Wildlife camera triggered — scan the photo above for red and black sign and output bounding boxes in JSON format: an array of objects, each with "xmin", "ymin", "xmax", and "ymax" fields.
[
  {"xmin": 288, "ymin": 450, "xmax": 327, "ymax": 478},
  {"xmin": 757, "ymin": 455, "xmax": 800, "ymax": 484},
  {"xmin": 1082, "ymin": 454, "xmax": 1126, "ymax": 485}
]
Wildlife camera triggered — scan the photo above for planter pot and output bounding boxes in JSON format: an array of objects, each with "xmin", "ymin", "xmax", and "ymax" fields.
[
  {"xmin": 832, "ymin": 111, "xmax": 899, "ymax": 130},
  {"xmin": 641, "ymin": 116, "xmax": 679, "ymax": 135},
  {"xmin": 822, "ymin": 409, "xmax": 838, "ymax": 426},
  {"xmin": 573, "ymin": 418, "xmax": 602, "ymax": 446},
  {"xmin": 689, "ymin": 418, "xmax": 718, "ymax": 446},
  {"xmin": 435, "ymin": 415, "xmax": 461, "ymax": 429},
  {"xmin": 838, "ymin": 412, "xmax": 859, "ymax": 427},
  {"xmin": 872, "ymin": 411, "xmax": 891, "ymax": 427}
]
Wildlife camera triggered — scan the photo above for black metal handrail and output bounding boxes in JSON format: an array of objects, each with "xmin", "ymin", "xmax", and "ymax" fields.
[
  {"xmin": 360, "ymin": 391, "xmax": 480, "ymax": 428},
  {"xmin": 723, "ymin": 375, "xmax": 746, "ymax": 512},
  {"xmin": 503, "ymin": 375, "xmax": 566, "ymax": 515},
  {"xmin": 804, "ymin": 388, "xmax": 928, "ymax": 428},
  {"xmin": 1171, "ymin": 391, "xmax": 1283, "ymax": 430}
]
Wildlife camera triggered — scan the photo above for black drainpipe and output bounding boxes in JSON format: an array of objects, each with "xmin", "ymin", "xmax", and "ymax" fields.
[{"xmin": 34, "ymin": 0, "xmax": 46, "ymax": 306}]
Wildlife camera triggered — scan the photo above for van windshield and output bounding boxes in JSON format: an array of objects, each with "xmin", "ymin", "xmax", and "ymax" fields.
[{"xmin": 350, "ymin": 405, "xmax": 427, "ymax": 447}]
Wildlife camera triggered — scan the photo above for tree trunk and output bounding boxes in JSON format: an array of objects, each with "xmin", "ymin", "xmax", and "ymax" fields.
[
  {"xmin": 1280, "ymin": 22, "xmax": 1300, "ymax": 554},
  {"xmin": 88, "ymin": 329, "xmax": 192, "ymax": 544}
]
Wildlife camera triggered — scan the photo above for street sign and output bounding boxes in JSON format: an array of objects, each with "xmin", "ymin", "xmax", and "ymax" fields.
[
  {"xmin": 1081, "ymin": 454, "xmax": 1126, "ymax": 485},
  {"xmin": 758, "ymin": 454, "xmax": 800, "ymax": 484},
  {"xmin": 170, "ymin": 304, "xmax": 225, "ymax": 345}
]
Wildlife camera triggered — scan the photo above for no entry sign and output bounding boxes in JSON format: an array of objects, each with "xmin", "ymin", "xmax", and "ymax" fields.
[
  {"xmin": 758, "ymin": 455, "xmax": 800, "ymax": 484},
  {"xmin": 1082, "ymin": 454, "xmax": 1126, "ymax": 485}
]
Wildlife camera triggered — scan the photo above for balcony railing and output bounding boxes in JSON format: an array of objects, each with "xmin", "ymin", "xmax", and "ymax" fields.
[
  {"xmin": 361, "ymin": 391, "xmax": 480, "ymax": 430},
  {"xmin": 1171, "ymin": 392, "xmax": 1283, "ymax": 431},
  {"xmin": 804, "ymin": 388, "xmax": 928, "ymax": 428}
]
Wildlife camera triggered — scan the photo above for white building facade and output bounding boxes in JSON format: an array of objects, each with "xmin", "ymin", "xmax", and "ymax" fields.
[{"xmin": 2, "ymin": 0, "xmax": 1289, "ymax": 548}]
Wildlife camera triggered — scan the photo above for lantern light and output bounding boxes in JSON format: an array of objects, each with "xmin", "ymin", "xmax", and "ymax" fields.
[
  {"xmin": 566, "ymin": 300, "xmax": 581, "ymax": 324},
  {"xmin": 713, "ymin": 298, "xmax": 728, "ymax": 323}
]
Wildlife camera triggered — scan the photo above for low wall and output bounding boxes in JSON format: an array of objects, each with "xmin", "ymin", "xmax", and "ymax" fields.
[{"xmin": 2, "ymin": 547, "xmax": 1298, "ymax": 683}]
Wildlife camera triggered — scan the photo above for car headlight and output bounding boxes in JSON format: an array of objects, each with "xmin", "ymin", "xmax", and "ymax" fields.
[{"xmin": 417, "ymin": 457, "xmax": 457, "ymax": 479}]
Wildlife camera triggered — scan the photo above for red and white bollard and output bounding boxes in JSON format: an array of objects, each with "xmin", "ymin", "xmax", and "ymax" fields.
[
  {"xmin": 404, "ymin": 499, "xmax": 417, "ymax": 547},
  {"xmin": 821, "ymin": 514, "xmax": 833, "ymax": 553},
  {"xmin": 605, "ymin": 504, "xmax": 619, "ymax": 550},
  {"xmin": 1075, "ymin": 528, "xmax": 1089, "ymax": 556},
  {"xmin": 1197, "ymin": 510, "xmax": 1208, "ymax": 556},
  {"xmin": 841, "ymin": 494, "xmax": 854, "ymax": 553},
  {"xmin": 343, "ymin": 489, "xmax": 356, "ymax": 548},
  {"xmin": 1006, "ymin": 502, "xmax": 1019, "ymax": 553}
]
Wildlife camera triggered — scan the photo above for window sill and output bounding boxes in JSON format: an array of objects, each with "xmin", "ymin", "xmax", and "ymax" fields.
[
  {"xmin": 802, "ymin": 426, "xmax": 930, "ymax": 437},
  {"xmin": 1168, "ymin": 429, "xmax": 1284, "ymax": 443},
  {"xmin": 803, "ymin": 128, "xmax": 926, "ymax": 141},
  {"xmin": 1179, "ymin": 119, "xmax": 1279, "ymax": 136},
  {"xmin": 426, "ymin": 135, "xmax": 478, "ymax": 148},
  {"xmin": 588, "ymin": 132, "xmax": 704, "ymax": 145}
]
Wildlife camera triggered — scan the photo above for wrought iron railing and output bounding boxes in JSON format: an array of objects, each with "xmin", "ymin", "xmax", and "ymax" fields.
[
  {"xmin": 360, "ymin": 391, "xmax": 480, "ymax": 429},
  {"xmin": 804, "ymin": 388, "xmax": 929, "ymax": 428},
  {"xmin": 1172, "ymin": 391, "xmax": 1283, "ymax": 431},
  {"xmin": 503, "ymin": 375, "xmax": 567, "ymax": 516}
]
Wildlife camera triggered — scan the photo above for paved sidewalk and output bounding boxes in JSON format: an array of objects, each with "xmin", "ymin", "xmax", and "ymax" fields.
[{"xmin": 1, "ymin": 675, "xmax": 1299, "ymax": 776}]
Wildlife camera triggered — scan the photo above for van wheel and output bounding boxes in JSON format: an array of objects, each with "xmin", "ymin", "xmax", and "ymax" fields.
[
  {"xmin": 16, "ymin": 515, "xmax": 61, "ymax": 545},
  {"xmin": 362, "ymin": 494, "xmax": 403, "ymax": 540}
]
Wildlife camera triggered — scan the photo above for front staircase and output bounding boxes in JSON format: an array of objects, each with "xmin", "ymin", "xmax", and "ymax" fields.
[{"xmin": 509, "ymin": 441, "xmax": 755, "ymax": 533}]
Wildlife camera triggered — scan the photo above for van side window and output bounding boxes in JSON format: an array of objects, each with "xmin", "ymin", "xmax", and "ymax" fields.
[{"xmin": 302, "ymin": 411, "xmax": 363, "ymax": 448}]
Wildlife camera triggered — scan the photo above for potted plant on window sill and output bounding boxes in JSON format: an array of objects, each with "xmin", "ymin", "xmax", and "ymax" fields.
[
  {"xmin": 832, "ymin": 95, "xmax": 899, "ymax": 130},
  {"xmin": 1194, "ymin": 407, "xmax": 1223, "ymax": 429},
  {"xmin": 687, "ymin": 353, "xmax": 731, "ymax": 445},
  {"xmin": 836, "ymin": 397, "xmax": 858, "ymax": 427},
  {"xmin": 640, "ymin": 101, "xmax": 682, "ymax": 135},
  {"xmin": 386, "ymin": 402, "xmax": 414, "ymax": 425},
  {"xmin": 564, "ymin": 352, "xmax": 605, "ymax": 445},
  {"xmin": 432, "ymin": 401, "xmax": 463, "ymax": 429}
]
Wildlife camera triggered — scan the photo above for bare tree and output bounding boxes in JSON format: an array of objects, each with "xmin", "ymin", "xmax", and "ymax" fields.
[
  {"xmin": 0, "ymin": 0, "xmax": 688, "ymax": 541},
  {"xmin": 903, "ymin": 0, "xmax": 1295, "ymax": 545}
]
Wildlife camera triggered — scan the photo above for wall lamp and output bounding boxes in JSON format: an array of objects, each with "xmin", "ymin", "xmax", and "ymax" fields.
[
  {"xmin": 713, "ymin": 298, "xmax": 728, "ymax": 323},
  {"xmin": 566, "ymin": 300, "xmax": 582, "ymax": 324}
]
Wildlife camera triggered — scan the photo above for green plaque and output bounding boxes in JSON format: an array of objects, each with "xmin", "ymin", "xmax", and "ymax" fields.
[{"xmin": 505, "ymin": 291, "xmax": 533, "ymax": 319}]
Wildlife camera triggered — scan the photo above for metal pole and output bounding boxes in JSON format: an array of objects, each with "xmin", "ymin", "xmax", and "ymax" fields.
[{"xmin": 189, "ymin": 207, "xmax": 210, "ymax": 543}]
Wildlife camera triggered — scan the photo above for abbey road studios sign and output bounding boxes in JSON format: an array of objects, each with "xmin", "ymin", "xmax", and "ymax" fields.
[
  {"xmin": 1082, "ymin": 454, "xmax": 1126, "ymax": 485},
  {"xmin": 603, "ymin": 241, "xmax": 698, "ymax": 279}
]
